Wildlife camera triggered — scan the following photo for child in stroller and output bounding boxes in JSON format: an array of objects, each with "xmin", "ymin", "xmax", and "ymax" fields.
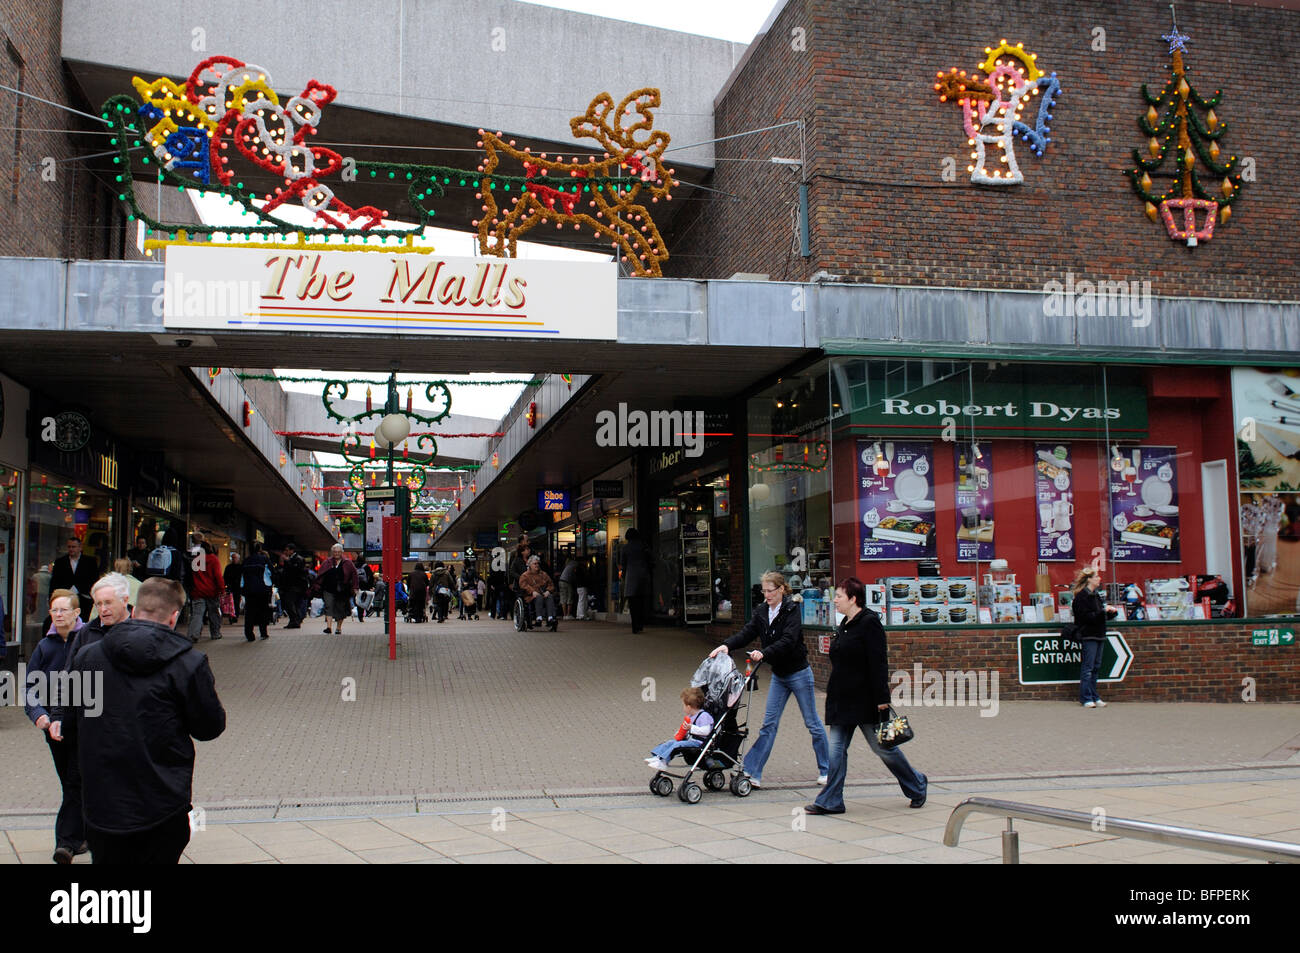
[
  {"xmin": 647, "ymin": 653, "xmax": 759, "ymax": 803},
  {"xmin": 645, "ymin": 687, "xmax": 713, "ymax": 770}
]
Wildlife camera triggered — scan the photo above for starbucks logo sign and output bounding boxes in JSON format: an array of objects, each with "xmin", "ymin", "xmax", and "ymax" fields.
[{"xmin": 39, "ymin": 411, "xmax": 92, "ymax": 452}]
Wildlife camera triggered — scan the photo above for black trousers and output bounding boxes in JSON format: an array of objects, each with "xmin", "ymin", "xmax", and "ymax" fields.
[
  {"xmin": 628, "ymin": 591, "xmax": 648, "ymax": 633},
  {"xmin": 244, "ymin": 590, "xmax": 271, "ymax": 639},
  {"xmin": 45, "ymin": 735, "xmax": 85, "ymax": 850},
  {"xmin": 87, "ymin": 812, "xmax": 191, "ymax": 864},
  {"xmin": 281, "ymin": 588, "xmax": 305, "ymax": 626}
]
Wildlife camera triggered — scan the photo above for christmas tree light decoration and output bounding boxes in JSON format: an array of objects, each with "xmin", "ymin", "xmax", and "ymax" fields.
[
  {"xmin": 1126, "ymin": 11, "xmax": 1244, "ymax": 246},
  {"xmin": 933, "ymin": 41, "xmax": 1062, "ymax": 186}
]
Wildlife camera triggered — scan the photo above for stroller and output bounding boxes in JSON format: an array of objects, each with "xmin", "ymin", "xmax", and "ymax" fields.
[{"xmin": 649, "ymin": 653, "xmax": 760, "ymax": 804}]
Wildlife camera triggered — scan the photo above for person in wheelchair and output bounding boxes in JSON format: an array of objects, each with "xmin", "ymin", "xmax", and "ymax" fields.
[{"xmin": 518, "ymin": 555, "xmax": 558, "ymax": 630}]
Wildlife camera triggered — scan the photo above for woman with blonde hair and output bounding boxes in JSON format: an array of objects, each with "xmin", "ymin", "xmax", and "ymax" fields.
[
  {"xmin": 1070, "ymin": 565, "xmax": 1117, "ymax": 708},
  {"xmin": 709, "ymin": 570, "xmax": 829, "ymax": 787},
  {"xmin": 28, "ymin": 590, "xmax": 87, "ymax": 862}
]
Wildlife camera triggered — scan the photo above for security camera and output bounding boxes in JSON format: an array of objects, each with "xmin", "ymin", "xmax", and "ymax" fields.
[{"xmin": 175, "ymin": 338, "xmax": 193, "ymax": 348}]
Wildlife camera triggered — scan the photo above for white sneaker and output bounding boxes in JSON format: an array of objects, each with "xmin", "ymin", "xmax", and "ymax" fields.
[
  {"xmin": 1083, "ymin": 701, "xmax": 1096, "ymax": 708},
  {"xmin": 817, "ymin": 775, "xmax": 828, "ymax": 785},
  {"xmin": 1094, "ymin": 699, "xmax": 1107, "ymax": 707},
  {"xmin": 648, "ymin": 758, "xmax": 668, "ymax": 771}
]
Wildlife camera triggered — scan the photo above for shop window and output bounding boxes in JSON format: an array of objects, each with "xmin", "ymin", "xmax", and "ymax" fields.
[{"xmin": 747, "ymin": 358, "xmax": 1249, "ymax": 629}]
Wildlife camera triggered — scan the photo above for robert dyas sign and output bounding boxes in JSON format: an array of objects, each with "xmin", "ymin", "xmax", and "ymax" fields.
[
  {"xmin": 853, "ymin": 383, "xmax": 1148, "ymax": 440},
  {"xmin": 161, "ymin": 245, "xmax": 617, "ymax": 340}
]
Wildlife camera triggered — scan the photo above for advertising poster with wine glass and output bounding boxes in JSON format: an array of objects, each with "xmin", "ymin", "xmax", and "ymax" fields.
[
  {"xmin": 1034, "ymin": 443, "xmax": 1075, "ymax": 561},
  {"xmin": 954, "ymin": 442, "xmax": 994, "ymax": 561},
  {"xmin": 1110, "ymin": 445, "xmax": 1181, "ymax": 562},
  {"xmin": 857, "ymin": 440, "xmax": 937, "ymax": 560}
]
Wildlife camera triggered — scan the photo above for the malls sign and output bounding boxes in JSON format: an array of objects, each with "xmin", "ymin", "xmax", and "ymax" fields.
[
  {"xmin": 849, "ymin": 383, "xmax": 1147, "ymax": 439},
  {"xmin": 161, "ymin": 245, "xmax": 616, "ymax": 340}
]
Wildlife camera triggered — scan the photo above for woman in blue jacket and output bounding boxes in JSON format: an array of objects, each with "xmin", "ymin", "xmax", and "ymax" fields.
[{"xmin": 27, "ymin": 589, "xmax": 87, "ymax": 863}]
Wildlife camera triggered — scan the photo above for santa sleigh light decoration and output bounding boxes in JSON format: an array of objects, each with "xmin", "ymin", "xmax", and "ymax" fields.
[{"xmin": 109, "ymin": 57, "xmax": 679, "ymax": 274}]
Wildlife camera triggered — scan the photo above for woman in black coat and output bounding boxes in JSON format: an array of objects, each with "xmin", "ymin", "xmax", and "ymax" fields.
[
  {"xmin": 407, "ymin": 562, "xmax": 429, "ymax": 623},
  {"xmin": 805, "ymin": 577, "xmax": 927, "ymax": 815},
  {"xmin": 1071, "ymin": 566, "xmax": 1117, "ymax": 708},
  {"xmin": 710, "ymin": 571, "xmax": 829, "ymax": 787}
]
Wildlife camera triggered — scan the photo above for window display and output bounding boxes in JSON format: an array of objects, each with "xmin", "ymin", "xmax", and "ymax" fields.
[{"xmin": 746, "ymin": 357, "xmax": 1255, "ymax": 628}]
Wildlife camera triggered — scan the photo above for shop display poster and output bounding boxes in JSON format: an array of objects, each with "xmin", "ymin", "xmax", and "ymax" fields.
[
  {"xmin": 1035, "ymin": 443, "xmax": 1075, "ymax": 561},
  {"xmin": 954, "ymin": 442, "xmax": 994, "ymax": 561},
  {"xmin": 858, "ymin": 440, "xmax": 937, "ymax": 560},
  {"xmin": 1110, "ymin": 445, "xmax": 1180, "ymax": 562}
]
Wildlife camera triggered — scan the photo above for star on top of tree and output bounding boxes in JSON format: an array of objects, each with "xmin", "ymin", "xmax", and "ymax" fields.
[{"xmin": 1162, "ymin": 28, "xmax": 1190, "ymax": 55}]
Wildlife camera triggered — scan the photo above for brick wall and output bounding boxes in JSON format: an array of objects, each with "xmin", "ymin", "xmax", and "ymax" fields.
[
  {"xmin": 0, "ymin": 1, "xmax": 123, "ymax": 260},
  {"xmin": 667, "ymin": 0, "xmax": 1300, "ymax": 300},
  {"xmin": 795, "ymin": 622, "xmax": 1300, "ymax": 702}
]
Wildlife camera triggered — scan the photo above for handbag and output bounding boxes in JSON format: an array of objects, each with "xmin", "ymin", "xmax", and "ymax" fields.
[{"xmin": 876, "ymin": 706, "xmax": 914, "ymax": 749}]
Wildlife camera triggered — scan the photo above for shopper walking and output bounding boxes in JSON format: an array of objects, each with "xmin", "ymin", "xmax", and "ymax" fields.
[
  {"xmin": 279, "ymin": 543, "xmax": 310, "ymax": 629},
  {"xmin": 806, "ymin": 578, "xmax": 927, "ymax": 815},
  {"xmin": 27, "ymin": 590, "xmax": 87, "ymax": 863},
  {"xmin": 318, "ymin": 544, "xmax": 358, "ymax": 634},
  {"xmin": 49, "ymin": 537, "xmax": 99, "ymax": 621},
  {"xmin": 710, "ymin": 570, "xmax": 829, "ymax": 787},
  {"xmin": 64, "ymin": 578, "xmax": 226, "ymax": 863},
  {"xmin": 46, "ymin": 574, "xmax": 136, "ymax": 860},
  {"xmin": 1071, "ymin": 566, "xmax": 1118, "ymax": 708},
  {"xmin": 241, "ymin": 542, "xmax": 273, "ymax": 641},
  {"xmin": 223, "ymin": 552, "xmax": 242, "ymax": 621},
  {"xmin": 408, "ymin": 561, "xmax": 430, "ymax": 623},
  {"xmin": 619, "ymin": 528, "xmax": 652, "ymax": 633},
  {"xmin": 186, "ymin": 538, "xmax": 225, "ymax": 642}
]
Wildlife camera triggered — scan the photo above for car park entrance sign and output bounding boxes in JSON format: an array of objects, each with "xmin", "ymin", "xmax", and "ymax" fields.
[
  {"xmin": 162, "ymin": 245, "xmax": 617, "ymax": 339},
  {"xmin": 1018, "ymin": 630, "xmax": 1133, "ymax": 685}
]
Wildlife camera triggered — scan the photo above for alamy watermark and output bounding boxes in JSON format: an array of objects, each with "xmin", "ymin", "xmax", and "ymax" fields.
[
  {"xmin": 0, "ymin": 665, "xmax": 103, "ymax": 717},
  {"xmin": 595, "ymin": 403, "xmax": 705, "ymax": 458},
  {"xmin": 890, "ymin": 664, "xmax": 999, "ymax": 717},
  {"xmin": 1042, "ymin": 272, "xmax": 1152, "ymax": 328}
]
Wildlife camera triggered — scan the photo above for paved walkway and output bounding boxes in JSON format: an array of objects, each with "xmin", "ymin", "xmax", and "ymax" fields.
[{"xmin": 2, "ymin": 615, "xmax": 1298, "ymax": 863}]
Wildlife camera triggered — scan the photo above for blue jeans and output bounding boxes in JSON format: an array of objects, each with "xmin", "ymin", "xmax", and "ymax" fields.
[
  {"xmin": 742, "ymin": 665, "xmax": 829, "ymax": 781},
  {"xmin": 650, "ymin": 738, "xmax": 702, "ymax": 764},
  {"xmin": 814, "ymin": 723, "xmax": 927, "ymax": 811},
  {"xmin": 1079, "ymin": 638, "xmax": 1104, "ymax": 703}
]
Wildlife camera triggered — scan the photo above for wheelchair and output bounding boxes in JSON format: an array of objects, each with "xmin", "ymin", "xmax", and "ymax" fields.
[{"xmin": 513, "ymin": 588, "xmax": 558, "ymax": 632}]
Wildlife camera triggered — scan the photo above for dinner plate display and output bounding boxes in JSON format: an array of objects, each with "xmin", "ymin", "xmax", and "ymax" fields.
[
  {"xmin": 893, "ymin": 468, "xmax": 929, "ymax": 506},
  {"xmin": 1141, "ymin": 476, "xmax": 1173, "ymax": 508}
]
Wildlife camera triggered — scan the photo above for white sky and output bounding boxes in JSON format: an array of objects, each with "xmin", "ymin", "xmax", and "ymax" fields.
[{"xmin": 512, "ymin": 0, "xmax": 776, "ymax": 42}]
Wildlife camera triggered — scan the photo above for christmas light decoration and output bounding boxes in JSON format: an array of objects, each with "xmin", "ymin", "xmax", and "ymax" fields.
[
  {"xmin": 934, "ymin": 41, "xmax": 1061, "ymax": 186},
  {"xmin": 102, "ymin": 60, "xmax": 676, "ymax": 272},
  {"xmin": 526, "ymin": 402, "xmax": 537, "ymax": 429},
  {"xmin": 1126, "ymin": 12, "xmax": 1244, "ymax": 246}
]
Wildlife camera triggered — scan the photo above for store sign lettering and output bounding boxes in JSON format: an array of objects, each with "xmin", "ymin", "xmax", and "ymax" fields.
[{"xmin": 882, "ymin": 399, "xmax": 1121, "ymax": 423}]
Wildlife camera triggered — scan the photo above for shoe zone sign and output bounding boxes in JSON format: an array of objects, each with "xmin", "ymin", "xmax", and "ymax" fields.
[
  {"xmin": 1018, "ymin": 630, "xmax": 1133, "ymax": 685},
  {"xmin": 161, "ymin": 246, "xmax": 617, "ymax": 340}
]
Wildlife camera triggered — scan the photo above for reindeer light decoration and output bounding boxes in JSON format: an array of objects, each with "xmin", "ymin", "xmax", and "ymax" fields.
[
  {"xmin": 474, "ymin": 89, "xmax": 678, "ymax": 276},
  {"xmin": 934, "ymin": 41, "xmax": 1062, "ymax": 186}
]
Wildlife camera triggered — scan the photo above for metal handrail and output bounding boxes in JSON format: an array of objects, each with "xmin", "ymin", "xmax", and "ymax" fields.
[{"xmin": 944, "ymin": 796, "xmax": 1300, "ymax": 864}]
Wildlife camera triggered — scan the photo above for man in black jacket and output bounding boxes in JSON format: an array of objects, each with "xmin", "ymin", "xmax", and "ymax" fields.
[
  {"xmin": 49, "ymin": 537, "xmax": 100, "ymax": 621},
  {"xmin": 64, "ymin": 577, "xmax": 226, "ymax": 864},
  {"xmin": 279, "ymin": 543, "xmax": 309, "ymax": 629}
]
